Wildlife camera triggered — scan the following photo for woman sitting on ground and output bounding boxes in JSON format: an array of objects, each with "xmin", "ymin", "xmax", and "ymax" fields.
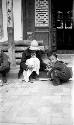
[{"xmin": 18, "ymin": 40, "xmax": 47, "ymax": 80}]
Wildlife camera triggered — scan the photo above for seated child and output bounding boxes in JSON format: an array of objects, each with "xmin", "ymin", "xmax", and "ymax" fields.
[
  {"xmin": 23, "ymin": 52, "xmax": 40, "ymax": 82},
  {"xmin": 47, "ymin": 53, "xmax": 72, "ymax": 85}
]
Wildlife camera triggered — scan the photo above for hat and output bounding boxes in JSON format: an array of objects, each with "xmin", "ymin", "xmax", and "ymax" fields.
[{"xmin": 29, "ymin": 40, "xmax": 40, "ymax": 50}]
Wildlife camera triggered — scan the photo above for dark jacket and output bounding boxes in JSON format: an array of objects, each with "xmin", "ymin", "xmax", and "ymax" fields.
[
  {"xmin": 48, "ymin": 60, "xmax": 72, "ymax": 81},
  {"xmin": 0, "ymin": 50, "xmax": 10, "ymax": 72}
]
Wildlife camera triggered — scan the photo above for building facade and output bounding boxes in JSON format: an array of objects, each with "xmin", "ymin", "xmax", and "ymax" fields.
[{"xmin": 0, "ymin": 0, "xmax": 74, "ymax": 51}]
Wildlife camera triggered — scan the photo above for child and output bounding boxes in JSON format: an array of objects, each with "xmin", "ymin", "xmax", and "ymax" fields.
[
  {"xmin": 23, "ymin": 52, "xmax": 40, "ymax": 82},
  {"xmin": 47, "ymin": 53, "xmax": 72, "ymax": 85}
]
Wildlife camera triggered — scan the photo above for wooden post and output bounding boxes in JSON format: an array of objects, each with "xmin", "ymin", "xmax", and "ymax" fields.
[
  {"xmin": 48, "ymin": 0, "xmax": 52, "ymax": 51},
  {"xmin": 73, "ymin": 0, "xmax": 74, "ymax": 25},
  {"xmin": 6, "ymin": 0, "xmax": 16, "ymax": 67},
  {"xmin": 7, "ymin": 27, "xmax": 16, "ymax": 67},
  {"xmin": 50, "ymin": 0, "xmax": 57, "ymax": 51},
  {"xmin": 0, "ymin": 0, "xmax": 3, "ymax": 39}
]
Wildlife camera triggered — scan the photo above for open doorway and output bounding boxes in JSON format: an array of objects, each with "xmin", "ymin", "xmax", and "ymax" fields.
[
  {"xmin": 22, "ymin": 0, "xmax": 35, "ymax": 40},
  {"xmin": 54, "ymin": 0, "xmax": 74, "ymax": 50}
]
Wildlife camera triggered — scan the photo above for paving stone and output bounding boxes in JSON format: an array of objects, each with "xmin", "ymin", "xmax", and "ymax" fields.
[
  {"xmin": 0, "ymin": 54, "xmax": 74, "ymax": 125},
  {"xmin": 0, "ymin": 79, "xmax": 73, "ymax": 125}
]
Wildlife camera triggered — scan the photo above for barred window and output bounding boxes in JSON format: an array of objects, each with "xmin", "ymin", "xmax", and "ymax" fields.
[{"xmin": 35, "ymin": 0, "xmax": 49, "ymax": 27}]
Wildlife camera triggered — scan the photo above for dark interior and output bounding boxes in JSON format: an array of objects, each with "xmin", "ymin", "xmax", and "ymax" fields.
[
  {"xmin": 53, "ymin": 0, "xmax": 74, "ymax": 50},
  {"xmin": 22, "ymin": 0, "xmax": 74, "ymax": 50}
]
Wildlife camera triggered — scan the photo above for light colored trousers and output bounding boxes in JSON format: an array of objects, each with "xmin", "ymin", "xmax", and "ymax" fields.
[{"xmin": 23, "ymin": 57, "xmax": 40, "ymax": 82}]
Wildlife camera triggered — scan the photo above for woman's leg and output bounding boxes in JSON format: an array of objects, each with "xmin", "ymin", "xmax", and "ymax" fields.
[
  {"xmin": 1, "ymin": 71, "xmax": 7, "ymax": 83},
  {"xmin": 23, "ymin": 69, "xmax": 32, "ymax": 82},
  {"xmin": 1, "ymin": 67, "xmax": 10, "ymax": 83}
]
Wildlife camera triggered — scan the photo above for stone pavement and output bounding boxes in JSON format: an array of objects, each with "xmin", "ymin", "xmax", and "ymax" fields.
[
  {"xmin": 0, "ymin": 77, "xmax": 73, "ymax": 125},
  {"xmin": 0, "ymin": 54, "xmax": 74, "ymax": 125}
]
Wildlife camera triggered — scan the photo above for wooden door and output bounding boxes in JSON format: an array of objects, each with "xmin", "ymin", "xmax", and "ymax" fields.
[
  {"xmin": 22, "ymin": 0, "xmax": 35, "ymax": 40},
  {"xmin": 22, "ymin": 0, "xmax": 51, "ymax": 47},
  {"xmin": 55, "ymin": 0, "xmax": 74, "ymax": 50}
]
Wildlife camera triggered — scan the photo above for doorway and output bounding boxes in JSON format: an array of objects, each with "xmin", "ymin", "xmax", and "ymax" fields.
[
  {"xmin": 22, "ymin": 0, "xmax": 50, "ymax": 46},
  {"xmin": 54, "ymin": 0, "xmax": 74, "ymax": 50},
  {"xmin": 22, "ymin": 0, "xmax": 35, "ymax": 40}
]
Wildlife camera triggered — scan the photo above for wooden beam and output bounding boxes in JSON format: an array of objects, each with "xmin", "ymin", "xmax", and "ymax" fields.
[
  {"xmin": 0, "ymin": 0, "xmax": 3, "ymax": 39},
  {"xmin": 48, "ymin": 0, "xmax": 52, "ymax": 51},
  {"xmin": 6, "ymin": 0, "xmax": 16, "ymax": 67},
  {"xmin": 15, "ymin": 40, "xmax": 43, "ymax": 46},
  {"xmin": 7, "ymin": 27, "xmax": 16, "ymax": 67}
]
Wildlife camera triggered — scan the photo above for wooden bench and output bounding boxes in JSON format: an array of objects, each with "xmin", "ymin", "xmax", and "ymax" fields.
[
  {"xmin": 15, "ymin": 40, "xmax": 44, "ymax": 65},
  {"xmin": 0, "ymin": 41, "xmax": 8, "ymax": 56},
  {"xmin": 0, "ymin": 40, "xmax": 44, "ymax": 66}
]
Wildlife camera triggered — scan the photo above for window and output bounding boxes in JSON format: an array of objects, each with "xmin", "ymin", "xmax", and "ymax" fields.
[
  {"xmin": 35, "ymin": 0, "xmax": 49, "ymax": 27},
  {"xmin": 56, "ymin": 11, "xmax": 63, "ymax": 29}
]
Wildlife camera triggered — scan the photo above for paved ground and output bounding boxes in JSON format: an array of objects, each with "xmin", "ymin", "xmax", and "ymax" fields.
[
  {"xmin": 0, "ymin": 76, "xmax": 73, "ymax": 125},
  {"xmin": 0, "ymin": 54, "xmax": 74, "ymax": 125}
]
